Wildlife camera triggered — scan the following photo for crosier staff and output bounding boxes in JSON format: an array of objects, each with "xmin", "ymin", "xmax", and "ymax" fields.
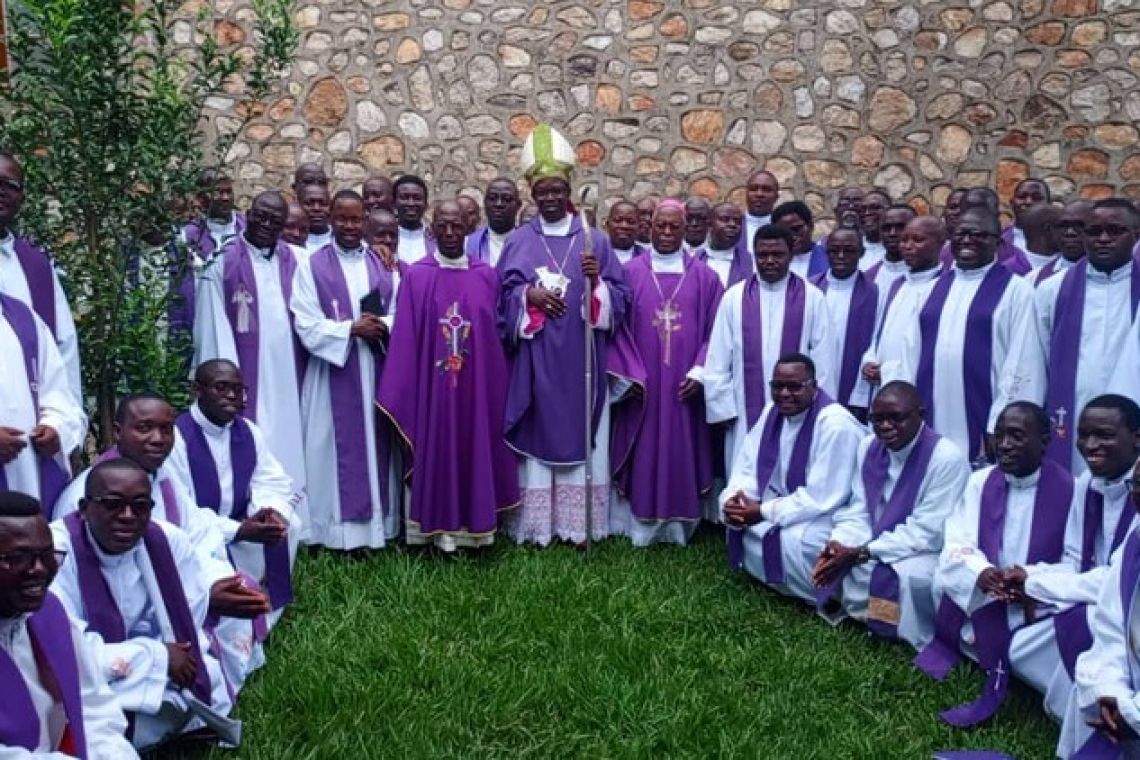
[{"xmin": 579, "ymin": 187, "xmax": 596, "ymax": 552}]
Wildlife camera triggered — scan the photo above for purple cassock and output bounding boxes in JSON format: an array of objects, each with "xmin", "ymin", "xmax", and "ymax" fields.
[
  {"xmin": 175, "ymin": 412, "xmax": 293, "ymax": 610},
  {"xmin": 378, "ymin": 257, "xmax": 520, "ymax": 536},
  {"xmin": 174, "ymin": 214, "xmax": 247, "ymax": 339},
  {"xmin": 217, "ymin": 235, "xmax": 307, "ymax": 422},
  {"xmin": 0, "ymin": 293, "xmax": 68, "ymax": 511},
  {"xmin": 1044, "ymin": 261, "xmax": 1140, "ymax": 469},
  {"xmin": 497, "ymin": 215, "xmax": 632, "ymax": 465},
  {"xmin": 914, "ymin": 460, "xmax": 1072, "ymax": 726},
  {"xmin": 0, "ymin": 592, "xmax": 88, "ymax": 757},
  {"xmin": 8, "ymin": 236, "xmax": 58, "ymax": 335},
  {"xmin": 811, "ymin": 270, "xmax": 880, "ymax": 406},
  {"xmin": 610, "ymin": 254, "xmax": 723, "ymax": 523},
  {"xmin": 309, "ymin": 244, "xmax": 395, "ymax": 522}
]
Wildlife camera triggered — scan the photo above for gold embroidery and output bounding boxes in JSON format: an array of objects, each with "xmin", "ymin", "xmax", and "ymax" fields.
[{"xmin": 867, "ymin": 596, "xmax": 901, "ymax": 625}]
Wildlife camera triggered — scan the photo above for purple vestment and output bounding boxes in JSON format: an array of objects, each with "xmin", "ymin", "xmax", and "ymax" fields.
[
  {"xmin": 812, "ymin": 271, "xmax": 880, "ymax": 406},
  {"xmin": 740, "ymin": 274, "xmax": 807, "ymax": 429},
  {"xmin": 176, "ymin": 214, "xmax": 247, "ymax": 337},
  {"xmin": 610, "ymin": 254, "xmax": 723, "ymax": 522},
  {"xmin": 378, "ymin": 257, "xmax": 520, "ymax": 536},
  {"xmin": 498, "ymin": 215, "xmax": 631, "ymax": 464},
  {"xmin": 10, "ymin": 236, "xmax": 58, "ymax": 335}
]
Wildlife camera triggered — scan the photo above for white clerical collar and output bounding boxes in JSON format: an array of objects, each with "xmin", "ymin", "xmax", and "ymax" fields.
[
  {"xmin": 649, "ymin": 247, "xmax": 685, "ymax": 273},
  {"xmin": 1091, "ymin": 461, "xmax": 1137, "ymax": 497},
  {"xmin": 488, "ymin": 229, "xmax": 509, "ymax": 245},
  {"xmin": 745, "ymin": 213, "xmax": 770, "ymax": 227},
  {"xmin": 334, "ymin": 242, "xmax": 364, "ymax": 258},
  {"xmin": 705, "ymin": 246, "xmax": 734, "ymax": 262},
  {"xmin": 1024, "ymin": 250, "xmax": 1055, "ymax": 270},
  {"xmin": 0, "ymin": 614, "xmax": 24, "ymax": 643},
  {"xmin": 207, "ymin": 214, "xmax": 237, "ymax": 236},
  {"xmin": 954, "ymin": 260, "xmax": 996, "ymax": 280},
  {"xmin": 890, "ymin": 424, "xmax": 928, "ymax": 462},
  {"xmin": 826, "ymin": 270, "xmax": 857, "ymax": 290},
  {"xmin": 882, "ymin": 258, "xmax": 907, "ymax": 272},
  {"xmin": 1003, "ymin": 465, "xmax": 1042, "ymax": 490},
  {"xmin": 399, "ymin": 225, "xmax": 424, "ymax": 239},
  {"xmin": 907, "ymin": 265, "xmax": 941, "ymax": 283},
  {"xmin": 1088, "ymin": 259, "xmax": 1133, "ymax": 284},
  {"xmin": 759, "ymin": 274, "xmax": 788, "ymax": 292},
  {"xmin": 88, "ymin": 523, "xmax": 139, "ymax": 568},
  {"xmin": 540, "ymin": 215, "xmax": 573, "ymax": 236},
  {"xmin": 190, "ymin": 401, "xmax": 231, "ymax": 437},
  {"xmin": 242, "ymin": 235, "xmax": 273, "ymax": 260},
  {"xmin": 434, "ymin": 250, "xmax": 469, "ymax": 269}
]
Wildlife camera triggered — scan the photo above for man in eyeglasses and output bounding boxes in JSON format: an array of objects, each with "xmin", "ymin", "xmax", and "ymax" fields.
[
  {"xmin": 917, "ymin": 402, "xmax": 1074, "ymax": 727},
  {"xmin": 193, "ymin": 190, "xmax": 309, "ymax": 513},
  {"xmin": 961, "ymin": 187, "xmax": 1032, "ymax": 274},
  {"xmin": 1037, "ymin": 199, "xmax": 1093, "ymax": 285},
  {"xmin": 720, "ymin": 354, "xmax": 863, "ymax": 602},
  {"xmin": 50, "ymin": 458, "xmax": 237, "ymax": 749},
  {"xmin": 0, "ymin": 489, "xmax": 138, "ymax": 757},
  {"xmin": 465, "ymin": 177, "xmax": 520, "ymax": 267},
  {"xmin": 812, "ymin": 381, "xmax": 969, "ymax": 648},
  {"xmin": 898, "ymin": 207, "xmax": 1038, "ymax": 466},
  {"xmin": 0, "ymin": 152, "xmax": 82, "ymax": 399}
]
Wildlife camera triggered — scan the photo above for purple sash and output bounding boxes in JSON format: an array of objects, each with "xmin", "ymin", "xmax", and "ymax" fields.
[
  {"xmin": 0, "ymin": 294, "xmax": 68, "ymax": 512},
  {"xmin": 1035, "ymin": 257, "xmax": 1062, "ymax": 285},
  {"xmin": 740, "ymin": 275, "xmax": 806, "ymax": 428},
  {"xmin": 1045, "ymin": 261, "xmax": 1140, "ymax": 468},
  {"xmin": 916, "ymin": 460, "xmax": 1073, "ymax": 726},
  {"xmin": 726, "ymin": 392, "xmax": 833, "ymax": 578},
  {"xmin": 64, "ymin": 513, "xmax": 213, "ymax": 704},
  {"xmin": 916, "ymin": 265, "xmax": 1013, "ymax": 463},
  {"xmin": 0, "ymin": 593, "xmax": 88, "ymax": 757},
  {"xmin": 309, "ymin": 245, "xmax": 392, "ymax": 522},
  {"xmin": 812, "ymin": 272, "xmax": 879, "ymax": 405},
  {"xmin": 221, "ymin": 237, "xmax": 306, "ymax": 423},
  {"xmin": 11, "ymin": 237, "xmax": 58, "ymax": 335}
]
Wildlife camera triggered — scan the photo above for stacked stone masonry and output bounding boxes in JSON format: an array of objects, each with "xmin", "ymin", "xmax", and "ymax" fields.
[{"xmin": 193, "ymin": 0, "xmax": 1140, "ymax": 222}]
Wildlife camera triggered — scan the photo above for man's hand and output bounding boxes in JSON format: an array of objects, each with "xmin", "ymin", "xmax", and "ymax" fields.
[
  {"xmin": 373, "ymin": 244, "xmax": 399, "ymax": 272},
  {"xmin": 581, "ymin": 251, "xmax": 600, "ymax": 285},
  {"xmin": 861, "ymin": 362, "xmax": 881, "ymax": 386},
  {"xmin": 1089, "ymin": 697, "xmax": 1127, "ymax": 743},
  {"xmin": 236, "ymin": 508, "xmax": 289, "ymax": 545},
  {"xmin": 28, "ymin": 425, "xmax": 60, "ymax": 458},
  {"xmin": 0, "ymin": 427, "xmax": 27, "ymax": 463},
  {"xmin": 165, "ymin": 642, "xmax": 198, "ymax": 689},
  {"xmin": 350, "ymin": 314, "xmax": 388, "ymax": 343},
  {"xmin": 977, "ymin": 567, "xmax": 1005, "ymax": 597},
  {"xmin": 812, "ymin": 540, "xmax": 862, "ymax": 588},
  {"xmin": 526, "ymin": 287, "xmax": 566, "ymax": 318},
  {"xmin": 678, "ymin": 378, "xmax": 702, "ymax": 402},
  {"xmin": 209, "ymin": 576, "xmax": 271, "ymax": 619},
  {"xmin": 995, "ymin": 566, "xmax": 1030, "ymax": 604},
  {"xmin": 722, "ymin": 490, "xmax": 763, "ymax": 528}
]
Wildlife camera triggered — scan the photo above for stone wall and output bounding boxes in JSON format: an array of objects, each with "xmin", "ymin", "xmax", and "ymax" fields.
[{"xmin": 194, "ymin": 0, "xmax": 1140, "ymax": 222}]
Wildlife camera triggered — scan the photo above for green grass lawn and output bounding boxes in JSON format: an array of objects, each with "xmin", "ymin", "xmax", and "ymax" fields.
[{"xmin": 155, "ymin": 529, "xmax": 1058, "ymax": 759}]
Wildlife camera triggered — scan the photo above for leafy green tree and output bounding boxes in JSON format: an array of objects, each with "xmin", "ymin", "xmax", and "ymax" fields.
[{"xmin": 0, "ymin": 0, "xmax": 296, "ymax": 446}]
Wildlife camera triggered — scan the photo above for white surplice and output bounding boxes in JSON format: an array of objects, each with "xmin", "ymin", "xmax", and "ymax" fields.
[
  {"xmin": 702, "ymin": 246, "xmax": 749, "ymax": 289},
  {"xmin": 743, "ymin": 213, "xmax": 770, "ymax": 256},
  {"xmin": 721, "ymin": 401, "xmax": 864, "ymax": 603},
  {"xmin": 859, "ymin": 239, "xmax": 886, "ymax": 272},
  {"xmin": 304, "ymin": 229, "xmax": 332, "ymax": 255},
  {"xmin": 0, "ymin": 607, "xmax": 138, "ymax": 759},
  {"xmin": 819, "ymin": 271, "xmax": 886, "ymax": 408},
  {"xmin": 869, "ymin": 257, "xmax": 908, "ymax": 292},
  {"xmin": 397, "ymin": 225, "xmax": 428, "ymax": 264},
  {"xmin": 898, "ymin": 262, "xmax": 1038, "ymax": 460},
  {"xmin": 290, "ymin": 244, "xmax": 401, "ymax": 550},
  {"xmin": 703, "ymin": 274, "xmax": 835, "ymax": 467},
  {"xmin": 48, "ymin": 520, "xmax": 233, "ymax": 751},
  {"xmin": 0, "ymin": 302, "xmax": 85, "ymax": 505},
  {"xmin": 863, "ymin": 265, "xmax": 942, "ymax": 390},
  {"xmin": 192, "ymin": 241, "xmax": 308, "ymax": 528},
  {"xmin": 827, "ymin": 429, "xmax": 969, "ymax": 648}
]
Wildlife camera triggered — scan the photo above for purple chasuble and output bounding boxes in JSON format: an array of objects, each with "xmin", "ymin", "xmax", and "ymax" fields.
[
  {"xmin": 498, "ymin": 215, "xmax": 631, "ymax": 464},
  {"xmin": 220, "ymin": 236, "xmax": 306, "ymax": 423},
  {"xmin": 10, "ymin": 237, "xmax": 58, "ymax": 335},
  {"xmin": 0, "ymin": 593, "xmax": 88, "ymax": 757},
  {"xmin": 916, "ymin": 264, "xmax": 1013, "ymax": 463},
  {"xmin": 610, "ymin": 254, "xmax": 723, "ymax": 522},
  {"xmin": 815, "ymin": 426, "xmax": 941, "ymax": 638},
  {"xmin": 309, "ymin": 245, "xmax": 393, "ymax": 522},
  {"xmin": 812, "ymin": 271, "xmax": 879, "ymax": 405},
  {"xmin": 175, "ymin": 412, "xmax": 293, "ymax": 609},
  {"xmin": 916, "ymin": 461, "xmax": 1073, "ymax": 726},
  {"xmin": 0, "ymin": 294, "xmax": 68, "ymax": 512},
  {"xmin": 1044, "ymin": 260, "xmax": 1140, "ymax": 468},
  {"xmin": 378, "ymin": 257, "xmax": 519, "ymax": 535},
  {"xmin": 726, "ymin": 392, "xmax": 834, "ymax": 577},
  {"xmin": 740, "ymin": 274, "xmax": 807, "ymax": 428},
  {"xmin": 63, "ymin": 513, "xmax": 213, "ymax": 704}
]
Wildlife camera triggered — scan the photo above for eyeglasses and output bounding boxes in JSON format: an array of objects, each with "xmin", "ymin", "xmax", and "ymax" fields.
[
  {"xmin": 951, "ymin": 229, "xmax": 1000, "ymax": 242},
  {"xmin": 869, "ymin": 410, "xmax": 917, "ymax": 426},
  {"xmin": 0, "ymin": 549, "xmax": 66, "ymax": 573},
  {"xmin": 207, "ymin": 381, "xmax": 247, "ymax": 398},
  {"xmin": 0, "ymin": 177, "xmax": 24, "ymax": 194},
  {"xmin": 1085, "ymin": 225, "xmax": 1133, "ymax": 239},
  {"xmin": 769, "ymin": 380, "xmax": 814, "ymax": 393},
  {"xmin": 87, "ymin": 495, "xmax": 155, "ymax": 514}
]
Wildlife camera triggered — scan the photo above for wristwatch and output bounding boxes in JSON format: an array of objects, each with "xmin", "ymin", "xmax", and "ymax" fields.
[{"xmin": 856, "ymin": 545, "xmax": 872, "ymax": 564}]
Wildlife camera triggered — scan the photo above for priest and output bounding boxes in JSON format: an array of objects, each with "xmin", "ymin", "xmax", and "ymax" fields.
[
  {"xmin": 0, "ymin": 490, "xmax": 138, "ymax": 758},
  {"xmin": 635, "ymin": 197, "xmax": 656, "ymax": 246},
  {"xmin": 721, "ymin": 354, "xmax": 864, "ymax": 602},
  {"xmin": 609, "ymin": 200, "xmax": 723, "ymax": 546},
  {"xmin": 683, "ymin": 196, "xmax": 711, "ymax": 254},
  {"xmin": 866, "ymin": 203, "xmax": 916, "ymax": 291},
  {"xmin": 697, "ymin": 202, "xmax": 754, "ymax": 288},
  {"xmin": 743, "ymin": 171, "xmax": 779, "ymax": 254},
  {"xmin": 497, "ymin": 124, "xmax": 632, "ymax": 546},
  {"xmin": 606, "ymin": 200, "xmax": 646, "ymax": 265},
  {"xmin": 297, "ymin": 182, "xmax": 332, "ymax": 253},
  {"xmin": 812, "ymin": 381, "xmax": 969, "ymax": 648},
  {"xmin": 465, "ymin": 177, "xmax": 520, "ymax": 267},
  {"xmin": 859, "ymin": 190, "xmax": 890, "ymax": 272},
  {"xmin": 379, "ymin": 200, "xmax": 519, "ymax": 551},
  {"xmin": 362, "ymin": 175, "xmax": 394, "ymax": 214},
  {"xmin": 281, "ymin": 201, "xmax": 310, "ymax": 256},
  {"xmin": 772, "ymin": 201, "xmax": 829, "ymax": 281},
  {"xmin": 394, "ymin": 175, "xmax": 434, "ymax": 264},
  {"xmin": 704, "ymin": 224, "xmax": 835, "ymax": 467},
  {"xmin": 1005, "ymin": 178, "xmax": 1051, "ymax": 254},
  {"xmin": 1015, "ymin": 203, "xmax": 1061, "ymax": 278}
]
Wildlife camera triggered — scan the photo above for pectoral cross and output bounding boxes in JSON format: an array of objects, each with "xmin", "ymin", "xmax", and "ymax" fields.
[
  {"xmin": 653, "ymin": 301, "xmax": 682, "ymax": 366},
  {"xmin": 992, "ymin": 661, "xmax": 1006, "ymax": 692},
  {"xmin": 232, "ymin": 286, "xmax": 254, "ymax": 334},
  {"xmin": 1053, "ymin": 406, "xmax": 1068, "ymax": 440}
]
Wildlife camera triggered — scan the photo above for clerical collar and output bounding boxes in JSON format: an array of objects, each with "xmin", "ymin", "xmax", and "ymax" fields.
[
  {"xmin": 1091, "ymin": 463, "xmax": 1135, "ymax": 497},
  {"xmin": 243, "ymin": 235, "xmax": 273, "ymax": 260},
  {"xmin": 614, "ymin": 246, "xmax": 633, "ymax": 259},
  {"xmin": 1003, "ymin": 465, "xmax": 1042, "ymax": 489},
  {"xmin": 705, "ymin": 246, "xmax": 734, "ymax": 262},
  {"xmin": 540, "ymin": 214, "xmax": 572, "ymax": 236},
  {"xmin": 399, "ymin": 225, "xmax": 424, "ymax": 238},
  {"xmin": 0, "ymin": 615, "xmax": 24, "ymax": 643},
  {"xmin": 0, "ymin": 230, "xmax": 13, "ymax": 251},
  {"xmin": 1088, "ymin": 259, "xmax": 1133, "ymax": 283},
  {"xmin": 334, "ymin": 242, "xmax": 364, "ymax": 258},
  {"xmin": 826, "ymin": 270, "xmax": 857, "ymax": 289},
  {"xmin": 207, "ymin": 214, "xmax": 237, "ymax": 235},
  {"xmin": 758, "ymin": 274, "xmax": 788, "ymax": 291},
  {"xmin": 87, "ymin": 522, "xmax": 139, "ymax": 568},
  {"xmin": 1024, "ymin": 250, "xmax": 1055, "ymax": 270},
  {"xmin": 882, "ymin": 257, "xmax": 906, "ymax": 270},
  {"xmin": 906, "ymin": 265, "xmax": 941, "ymax": 283},
  {"xmin": 650, "ymin": 247, "xmax": 682, "ymax": 262},
  {"xmin": 745, "ymin": 212, "xmax": 771, "ymax": 226},
  {"xmin": 954, "ymin": 260, "xmax": 996, "ymax": 279},
  {"xmin": 190, "ymin": 401, "xmax": 231, "ymax": 436},
  {"xmin": 890, "ymin": 423, "xmax": 928, "ymax": 462},
  {"xmin": 488, "ymin": 228, "xmax": 510, "ymax": 245},
  {"xmin": 434, "ymin": 250, "xmax": 469, "ymax": 269}
]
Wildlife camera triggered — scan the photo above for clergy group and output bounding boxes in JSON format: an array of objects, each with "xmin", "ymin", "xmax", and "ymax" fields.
[{"xmin": 3, "ymin": 122, "xmax": 1140, "ymax": 759}]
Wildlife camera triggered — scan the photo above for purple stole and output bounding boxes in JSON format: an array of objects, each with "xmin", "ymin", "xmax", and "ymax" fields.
[
  {"xmin": 0, "ymin": 593, "xmax": 88, "ymax": 758},
  {"xmin": 916, "ymin": 264, "xmax": 1013, "ymax": 464},
  {"xmin": 309, "ymin": 245, "xmax": 392, "ymax": 522},
  {"xmin": 812, "ymin": 271, "xmax": 879, "ymax": 405},
  {"xmin": 180, "ymin": 216, "xmax": 246, "ymax": 334},
  {"xmin": 0, "ymin": 294, "xmax": 68, "ymax": 512},
  {"xmin": 740, "ymin": 274, "xmax": 807, "ymax": 428},
  {"xmin": 1034, "ymin": 257, "xmax": 1066, "ymax": 285},
  {"xmin": 726, "ymin": 392, "xmax": 833, "ymax": 578},
  {"xmin": 64, "ymin": 513, "xmax": 213, "ymax": 704},
  {"xmin": 723, "ymin": 234, "xmax": 758, "ymax": 288},
  {"xmin": 175, "ymin": 412, "xmax": 293, "ymax": 609},
  {"xmin": 1044, "ymin": 261, "xmax": 1140, "ymax": 468},
  {"xmin": 184, "ymin": 215, "xmax": 246, "ymax": 261},
  {"xmin": 220, "ymin": 237, "xmax": 306, "ymax": 422},
  {"xmin": 815, "ymin": 425, "xmax": 942, "ymax": 638},
  {"xmin": 915, "ymin": 461, "xmax": 1073, "ymax": 726},
  {"xmin": 10, "ymin": 237, "xmax": 58, "ymax": 335}
]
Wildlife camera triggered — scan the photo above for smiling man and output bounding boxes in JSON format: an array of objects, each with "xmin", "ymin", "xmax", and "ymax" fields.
[
  {"xmin": 697, "ymin": 201, "xmax": 755, "ymax": 288},
  {"xmin": 606, "ymin": 200, "xmax": 645, "ymax": 265},
  {"xmin": 743, "ymin": 171, "xmax": 779, "ymax": 254},
  {"xmin": 297, "ymin": 182, "xmax": 332, "ymax": 254},
  {"xmin": 859, "ymin": 190, "xmax": 890, "ymax": 272},
  {"xmin": 465, "ymin": 177, "xmax": 520, "ymax": 267},
  {"xmin": 720, "ymin": 354, "xmax": 863, "ymax": 601},
  {"xmin": 0, "ymin": 490, "xmax": 138, "ymax": 758},
  {"xmin": 394, "ymin": 175, "xmax": 434, "ymax": 265},
  {"xmin": 868, "ymin": 203, "xmax": 916, "ymax": 291}
]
